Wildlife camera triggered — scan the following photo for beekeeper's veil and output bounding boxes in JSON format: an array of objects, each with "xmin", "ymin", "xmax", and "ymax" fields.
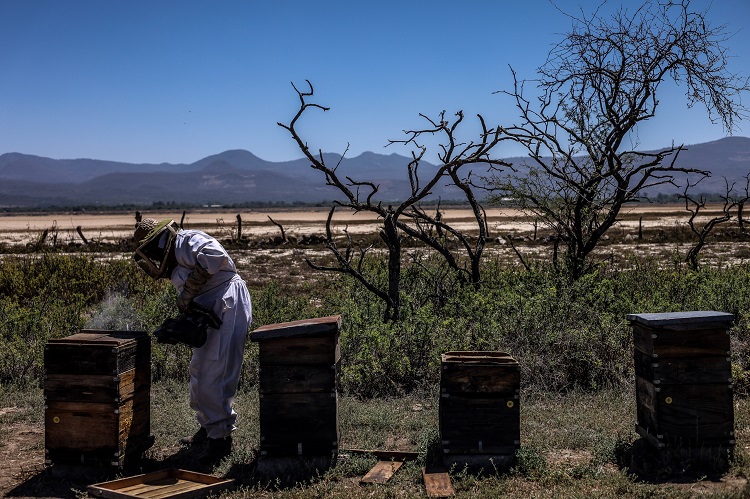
[{"xmin": 133, "ymin": 218, "xmax": 179, "ymax": 279}]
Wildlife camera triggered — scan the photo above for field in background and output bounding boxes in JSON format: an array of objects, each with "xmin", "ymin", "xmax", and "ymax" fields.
[
  {"xmin": 0, "ymin": 204, "xmax": 728, "ymax": 245},
  {"xmin": 3, "ymin": 203, "xmax": 748, "ymax": 285}
]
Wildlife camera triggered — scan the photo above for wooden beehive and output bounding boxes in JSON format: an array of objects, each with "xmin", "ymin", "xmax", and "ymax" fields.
[
  {"xmin": 439, "ymin": 351, "xmax": 520, "ymax": 456},
  {"xmin": 628, "ymin": 311, "xmax": 734, "ymax": 450},
  {"xmin": 44, "ymin": 330, "xmax": 152, "ymax": 468},
  {"xmin": 250, "ymin": 315, "xmax": 341, "ymax": 457}
]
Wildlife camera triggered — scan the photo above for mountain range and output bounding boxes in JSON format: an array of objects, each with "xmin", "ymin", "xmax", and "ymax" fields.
[{"xmin": 1, "ymin": 137, "xmax": 749, "ymax": 207}]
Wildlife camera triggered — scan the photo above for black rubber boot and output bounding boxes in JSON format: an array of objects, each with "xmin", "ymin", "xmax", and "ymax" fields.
[
  {"xmin": 179, "ymin": 427, "xmax": 207, "ymax": 446},
  {"xmin": 198, "ymin": 435, "xmax": 232, "ymax": 465}
]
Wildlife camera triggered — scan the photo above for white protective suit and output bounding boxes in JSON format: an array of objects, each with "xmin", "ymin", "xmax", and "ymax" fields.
[{"xmin": 169, "ymin": 229, "xmax": 252, "ymax": 440}]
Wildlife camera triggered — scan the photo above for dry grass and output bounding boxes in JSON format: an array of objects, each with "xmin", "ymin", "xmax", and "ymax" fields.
[{"xmin": 3, "ymin": 382, "xmax": 749, "ymax": 498}]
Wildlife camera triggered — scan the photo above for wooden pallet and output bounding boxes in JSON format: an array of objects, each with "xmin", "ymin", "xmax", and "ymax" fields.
[{"xmin": 87, "ymin": 469, "xmax": 234, "ymax": 499}]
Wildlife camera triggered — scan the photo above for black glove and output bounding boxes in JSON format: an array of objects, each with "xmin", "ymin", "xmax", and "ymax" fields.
[
  {"xmin": 156, "ymin": 335, "xmax": 178, "ymax": 345},
  {"xmin": 153, "ymin": 318, "xmax": 179, "ymax": 344}
]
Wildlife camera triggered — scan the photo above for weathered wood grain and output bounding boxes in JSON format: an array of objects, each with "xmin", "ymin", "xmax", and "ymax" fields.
[
  {"xmin": 439, "ymin": 351, "xmax": 520, "ymax": 457},
  {"xmin": 360, "ymin": 460, "xmax": 403, "ymax": 484},
  {"xmin": 44, "ymin": 331, "xmax": 152, "ymax": 467},
  {"xmin": 45, "ymin": 330, "xmax": 150, "ymax": 375},
  {"xmin": 251, "ymin": 315, "xmax": 341, "ymax": 340},
  {"xmin": 87, "ymin": 469, "xmax": 234, "ymax": 499},
  {"xmin": 257, "ymin": 335, "xmax": 340, "ymax": 366},
  {"xmin": 423, "ymin": 467, "xmax": 454, "ymax": 498},
  {"xmin": 634, "ymin": 349, "xmax": 732, "ymax": 385},
  {"xmin": 632, "ymin": 324, "xmax": 730, "ymax": 358},
  {"xmin": 631, "ymin": 311, "xmax": 735, "ymax": 450},
  {"xmin": 254, "ymin": 317, "xmax": 341, "ymax": 457},
  {"xmin": 259, "ymin": 362, "xmax": 339, "ymax": 394}
]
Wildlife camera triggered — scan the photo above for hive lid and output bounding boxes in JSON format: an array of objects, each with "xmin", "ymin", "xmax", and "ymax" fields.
[
  {"xmin": 250, "ymin": 315, "xmax": 342, "ymax": 341},
  {"xmin": 441, "ymin": 351, "xmax": 518, "ymax": 365},
  {"xmin": 87, "ymin": 468, "xmax": 234, "ymax": 499},
  {"xmin": 47, "ymin": 330, "xmax": 148, "ymax": 346},
  {"xmin": 626, "ymin": 311, "xmax": 734, "ymax": 326}
]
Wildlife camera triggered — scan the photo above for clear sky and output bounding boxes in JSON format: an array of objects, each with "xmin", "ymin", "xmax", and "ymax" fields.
[{"xmin": 1, "ymin": 0, "xmax": 748, "ymax": 165}]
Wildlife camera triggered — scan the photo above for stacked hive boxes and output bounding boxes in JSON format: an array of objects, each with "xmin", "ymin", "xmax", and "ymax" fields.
[
  {"xmin": 628, "ymin": 311, "xmax": 735, "ymax": 452},
  {"xmin": 251, "ymin": 315, "xmax": 341, "ymax": 458},
  {"xmin": 439, "ymin": 351, "xmax": 520, "ymax": 461},
  {"xmin": 44, "ymin": 330, "xmax": 152, "ymax": 468}
]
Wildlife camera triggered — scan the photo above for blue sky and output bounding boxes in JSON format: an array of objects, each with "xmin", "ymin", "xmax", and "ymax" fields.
[{"xmin": 1, "ymin": 0, "xmax": 748, "ymax": 164}]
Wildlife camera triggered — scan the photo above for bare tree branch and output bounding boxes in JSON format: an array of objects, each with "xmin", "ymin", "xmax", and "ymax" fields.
[
  {"xmin": 491, "ymin": 0, "xmax": 749, "ymax": 279},
  {"xmin": 279, "ymin": 81, "xmax": 514, "ymax": 319},
  {"xmin": 681, "ymin": 175, "xmax": 748, "ymax": 270}
]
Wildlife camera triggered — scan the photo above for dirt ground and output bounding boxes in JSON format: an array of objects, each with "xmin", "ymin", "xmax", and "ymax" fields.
[
  {"xmin": 0, "ymin": 417, "xmax": 47, "ymax": 498},
  {"xmin": 2, "ymin": 421, "xmax": 748, "ymax": 498},
  {"xmin": 0, "ymin": 207, "xmax": 532, "ymax": 246},
  {"xmin": 0, "ymin": 204, "xmax": 724, "ymax": 246}
]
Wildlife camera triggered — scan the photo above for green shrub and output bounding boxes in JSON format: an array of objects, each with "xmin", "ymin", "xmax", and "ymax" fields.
[
  {"xmin": 511, "ymin": 446, "xmax": 548, "ymax": 479},
  {"xmin": 321, "ymin": 255, "xmax": 750, "ymax": 396},
  {"xmin": 2, "ymin": 252, "xmax": 750, "ymax": 398},
  {"xmin": 0, "ymin": 254, "xmax": 166, "ymax": 382}
]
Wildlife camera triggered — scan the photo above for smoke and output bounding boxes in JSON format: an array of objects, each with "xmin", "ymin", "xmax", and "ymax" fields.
[{"xmin": 85, "ymin": 293, "xmax": 143, "ymax": 331}]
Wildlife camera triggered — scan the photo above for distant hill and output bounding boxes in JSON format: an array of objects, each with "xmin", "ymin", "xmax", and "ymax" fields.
[
  {"xmin": 639, "ymin": 136, "xmax": 750, "ymax": 197},
  {"xmin": 0, "ymin": 137, "xmax": 748, "ymax": 207},
  {"xmin": 0, "ymin": 150, "xmax": 465, "ymax": 207}
]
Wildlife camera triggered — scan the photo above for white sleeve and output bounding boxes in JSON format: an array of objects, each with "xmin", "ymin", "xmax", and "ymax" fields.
[{"xmin": 176, "ymin": 231, "xmax": 231, "ymax": 275}]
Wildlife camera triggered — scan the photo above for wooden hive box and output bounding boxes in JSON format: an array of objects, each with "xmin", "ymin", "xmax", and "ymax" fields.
[
  {"xmin": 44, "ymin": 330, "xmax": 152, "ymax": 468},
  {"xmin": 250, "ymin": 315, "xmax": 341, "ymax": 457},
  {"xmin": 439, "ymin": 351, "xmax": 520, "ymax": 456},
  {"xmin": 628, "ymin": 311, "xmax": 734, "ymax": 450}
]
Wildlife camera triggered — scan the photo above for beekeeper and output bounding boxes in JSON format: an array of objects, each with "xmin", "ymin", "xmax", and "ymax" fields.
[{"xmin": 133, "ymin": 218, "xmax": 252, "ymax": 465}]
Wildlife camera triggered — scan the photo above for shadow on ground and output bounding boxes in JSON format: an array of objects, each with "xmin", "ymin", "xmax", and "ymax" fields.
[
  {"xmin": 6, "ymin": 445, "xmax": 343, "ymax": 498},
  {"xmin": 618, "ymin": 437, "xmax": 745, "ymax": 483},
  {"xmin": 5, "ymin": 444, "xmax": 225, "ymax": 498}
]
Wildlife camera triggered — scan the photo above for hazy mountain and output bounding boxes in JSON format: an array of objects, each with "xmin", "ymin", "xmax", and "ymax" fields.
[
  {"xmin": 0, "ymin": 153, "xmax": 184, "ymax": 183},
  {"xmin": 653, "ymin": 136, "xmax": 750, "ymax": 195},
  {"xmin": 0, "ymin": 137, "xmax": 748, "ymax": 207},
  {"xmin": 485, "ymin": 136, "xmax": 750, "ymax": 198}
]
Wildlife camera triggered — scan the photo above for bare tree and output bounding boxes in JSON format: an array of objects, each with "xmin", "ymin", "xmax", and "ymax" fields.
[
  {"xmin": 682, "ymin": 175, "xmax": 750, "ymax": 270},
  {"xmin": 387, "ymin": 112, "xmax": 510, "ymax": 288},
  {"xmin": 493, "ymin": 0, "xmax": 749, "ymax": 280},
  {"xmin": 737, "ymin": 177, "xmax": 750, "ymax": 232},
  {"xmin": 278, "ymin": 81, "xmax": 510, "ymax": 321}
]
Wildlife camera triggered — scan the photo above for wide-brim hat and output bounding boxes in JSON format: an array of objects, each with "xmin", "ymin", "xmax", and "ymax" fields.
[{"xmin": 134, "ymin": 218, "xmax": 174, "ymax": 244}]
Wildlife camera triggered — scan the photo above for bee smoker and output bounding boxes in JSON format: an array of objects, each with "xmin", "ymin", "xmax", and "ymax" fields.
[{"xmin": 153, "ymin": 302, "xmax": 222, "ymax": 348}]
